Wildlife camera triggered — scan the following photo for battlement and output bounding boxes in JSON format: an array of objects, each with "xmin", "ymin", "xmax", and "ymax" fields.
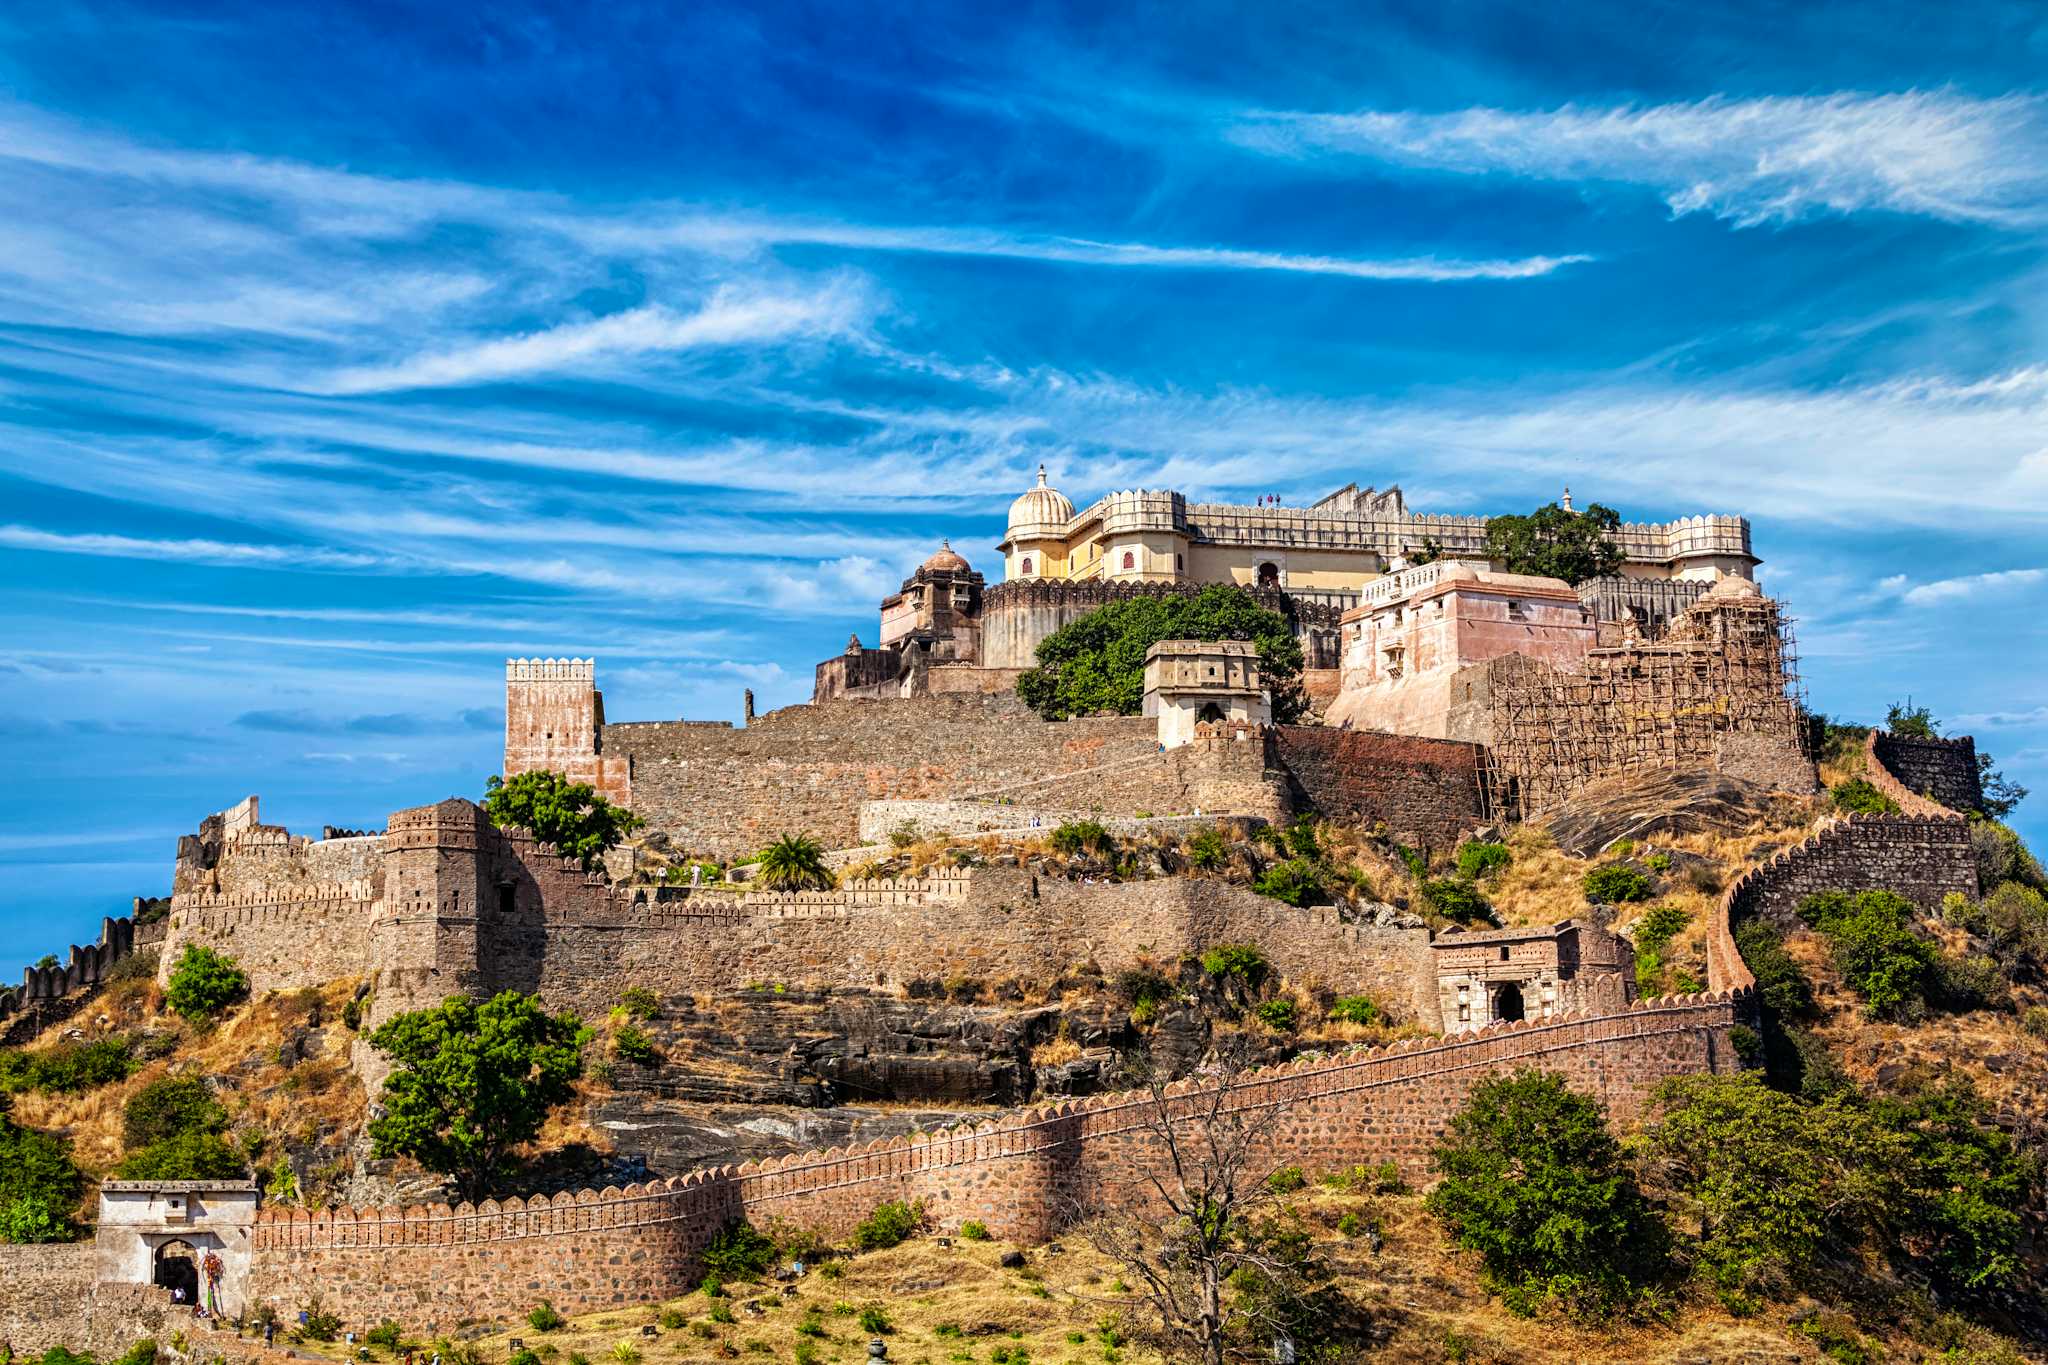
[{"xmin": 506, "ymin": 657, "xmax": 595, "ymax": 681}]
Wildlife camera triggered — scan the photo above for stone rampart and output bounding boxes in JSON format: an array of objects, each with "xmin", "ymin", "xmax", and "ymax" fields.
[
  {"xmin": 245, "ymin": 989, "xmax": 1741, "ymax": 1331},
  {"xmin": 0, "ymin": 1242, "xmax": 100, "ymax": 1351},
  {"xmin": 855, "ymin": 804, "xmax": 1261, "ymax": 844},
  {"xmin": 1273, "ymin": 728, "xmax": 1489, "ymax": 850},
  {"xmin": 1, "ymin": 910, "xmax": 165, "ymax": 1042},
  {"xmin": 603, "ymin": 698, "xmax": 1160, "ymax": 859},
  {"xmin": 160, "ymin": 880, "xmax": 377, "ymax": 994},
  {"xmin": 1866, "ymin": 730, "xmax": 1983, "ymax": 815},
  {"xmin": 488, "ymin": 860, "xmax": 1439, "ymax": 1022},
  {"xmin": 1723, "ymin": 813, "xmax": 1978, "ymax": 928}
]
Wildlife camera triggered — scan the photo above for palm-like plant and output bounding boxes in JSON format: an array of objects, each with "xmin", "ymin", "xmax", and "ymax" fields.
[{"xmin": 755, "ymin": 833, "xmax": 833, "ymax": 891}]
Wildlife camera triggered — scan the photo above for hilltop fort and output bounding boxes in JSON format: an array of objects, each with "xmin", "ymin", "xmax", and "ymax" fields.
[{"xmin": 0, "ymin": 476, "xmax": 2012, "ymax": 1355}]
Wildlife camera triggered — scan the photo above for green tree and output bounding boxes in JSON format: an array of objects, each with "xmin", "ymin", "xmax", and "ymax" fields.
[
  {"xmin": 483, "ymin": 770, "xmax": 645, "ymax": 869},
  {"xmin": 1797, "ymin": 890, "xmax": 1938, "ymax": 1020},
  {"xmin": 0, "ymin": 1103, "xmax": 83, "ymax": 1243},
  {"xmin": 1426, "ymin": 1069, "xmax": 1665, "ymax": 1317},
  {"xmin": 1016, "ymin": 584, "xmax": 1305, "ymax": 722},
  {"xmin": 1638, "ymin": 1073, "xmax": 1901, "ymax": 1304},
  {"xmin": 1872, "ymin": 1078, "xmax": 2035, "ymax": 1293},
  {"xmin": 367, "ymin": 991, "xmax": 591, "ymax": 1201},
  {"xmin": 1482, "ymin": 502, "xmax": 1625, "ymax": 586},
  {"xmin": 753, "ymin": 833, "xmax": 833, "ymax": 891},
  {"xmin": 165, "ymin": 945, "xmax": 249, "ymax": 1024},
  {"xmin": 1884, "ymin": 698, "xmax": 1938, "ymax": 738}
]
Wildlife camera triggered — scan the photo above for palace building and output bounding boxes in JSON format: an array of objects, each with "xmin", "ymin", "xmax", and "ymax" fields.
[{"xmin": 813, "ymin": 468, "xmax": 1759, "ymax": 706}]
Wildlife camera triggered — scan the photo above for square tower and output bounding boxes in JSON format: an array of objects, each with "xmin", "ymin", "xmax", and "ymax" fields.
[{"xmin": 503, "ymin": 658, "xmax": 631, "ymax": 806}]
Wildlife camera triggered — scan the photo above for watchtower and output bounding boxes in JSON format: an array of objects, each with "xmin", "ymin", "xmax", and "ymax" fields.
[{"xmin": 1142, "ymin": 639, "xmax": 1270, "ymax": 749}]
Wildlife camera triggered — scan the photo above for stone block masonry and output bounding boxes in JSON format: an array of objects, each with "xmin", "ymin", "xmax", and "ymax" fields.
[
  {"xmin": 1274, "ymin": 728, "xmax": 1488, "ymax": 851},
  {"xmin": 1723, "ymin": 813, "xmax": 1977, "ymax": 929},
  {"xmin": 243, "ymin": 990, "xmax": 1743, "ymax": 1332},
  {"xmin": 1867, "ymin": 729, "xmax": 1983, "ymax": 815},
  {"xmin": 604, "ymin": 696, "xmax": 1162, "ymax": 860}
]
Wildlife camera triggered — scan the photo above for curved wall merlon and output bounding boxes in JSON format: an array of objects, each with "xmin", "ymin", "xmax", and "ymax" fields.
[
  {"xmin": 244, "ymin": 992, "xmax": 1739, "ymax": 1330},
  {"xmin": 1866, "ymin": 730, "xmax": 1983, "ymax": 816}
]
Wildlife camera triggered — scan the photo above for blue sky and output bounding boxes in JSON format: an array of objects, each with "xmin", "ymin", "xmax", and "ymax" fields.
[{"xmin": 3, "ymin": 1, "xmax": 2046, "ymax": 977}]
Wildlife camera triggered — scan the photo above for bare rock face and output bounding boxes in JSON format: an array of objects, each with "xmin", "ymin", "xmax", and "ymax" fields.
[
  {"xmin": 586, "ymin": 1095, "xmax": 992, "ymax": 1177},
  {"xmin": 1540, "ymin": 768, "xmax": 1783, "ymax": 858}
]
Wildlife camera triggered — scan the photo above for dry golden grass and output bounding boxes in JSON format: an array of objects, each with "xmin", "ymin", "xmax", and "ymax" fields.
[{"xmin": 445, "ymin": 1181, "xmax": 2008, "ymax": 1365}]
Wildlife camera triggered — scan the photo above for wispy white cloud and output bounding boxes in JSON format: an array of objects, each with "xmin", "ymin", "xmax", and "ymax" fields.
[
  {"xmin": 1899, "ymin": 566, "xmax": 2045, "ymax": 605},
  {"xmin": 0, "ymin": 525, "xmax": 388, "ymax": 570},
  {"xmin": 1230, "ymin": 91, "xmax": 2048, "ymax": 227},
  {"xmin": 593, "ymin": 217, "xmax": 1590, "ymax": 281},
  {"xmin": 318, "ymin": 279, "xmax": 875, "ymax": 394}
]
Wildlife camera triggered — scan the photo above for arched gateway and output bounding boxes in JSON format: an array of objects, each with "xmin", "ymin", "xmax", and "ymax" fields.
[{"xmin": 97, "ymin": 1180, "xmax": 259, "ymax": 1318}]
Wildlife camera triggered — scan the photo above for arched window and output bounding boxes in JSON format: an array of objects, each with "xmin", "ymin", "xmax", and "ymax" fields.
[
  {"xmin": 1020, "ymin": 556, "xmax": 1033, "ymax": 575},
  {"xmin": 1257, "ymin": 562, "xmax": 1280, "ymax": 588},
  {"xmin": 1122, "ymin": 551, "xmax": 1135, "ymax": 571}
]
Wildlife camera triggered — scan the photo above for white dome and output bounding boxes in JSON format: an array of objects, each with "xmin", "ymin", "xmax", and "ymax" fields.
[{"xmin": 1007, "ymin": 464, "xmax": 1074, "ymax": 540}]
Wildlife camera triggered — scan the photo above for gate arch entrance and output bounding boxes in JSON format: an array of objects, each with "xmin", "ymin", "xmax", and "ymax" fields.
[{"xmin": 154, "ymin": 1239, "xmax": 199, "ymax": 1303}]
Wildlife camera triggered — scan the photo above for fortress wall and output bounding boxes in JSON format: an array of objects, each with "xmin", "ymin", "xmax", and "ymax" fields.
[
  {"xmin": 484, "ymin": 859, "xmax": 1438, "ymax": 1023},
  {"xmin": 244, "ymin": 991, "xmax": 1738, "ymax": 1332},
  {"xmin": 0, "ymin": 1242, "xmax": 99, "ymax": 1352},
  {"xmin": 1273, "ymin": 728, "xmax": 1488, "ymax": 851},
  {"xmin": 1867, "ymin": 730, "xmax": 1983, "ymax": 815},
  {"xmin": 603, "ymin": 698, "xmax": 1158, "ymax": 859},
  {"xmin": 928, "ymin": 732, "xmax": 1288, "ymax": 821},
  {"xmin": 1725, "ymin": 814, "xmax": 1977, "ymax": 927},
  {"xmin": 160, "ymin": 883, "xmax": 377, "ymax": 994}
]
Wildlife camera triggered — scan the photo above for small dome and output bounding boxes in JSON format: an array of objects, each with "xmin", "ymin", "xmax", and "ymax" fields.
[
  {"xmin": 1007, "ymin": 464, "xmax": 1075, "ymax": 539},
  {"xmin": 922, "ymin": 539, "xmax": 971, "ymax": 574}
]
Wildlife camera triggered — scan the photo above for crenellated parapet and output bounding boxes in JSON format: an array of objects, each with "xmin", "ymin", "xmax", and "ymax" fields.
[
  {"xmin": 242, "ymin": 987, "xmax": 1743, "ymax": 1329},
  {"xmin": 1865, "ymin": 729, "xmax": 1984, "ymax": 815}
]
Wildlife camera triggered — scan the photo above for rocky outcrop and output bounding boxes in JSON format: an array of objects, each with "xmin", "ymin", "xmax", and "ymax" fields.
[{"xmin": 1539, "ymin": 767, "xmax": 1787, "ymax": 858}]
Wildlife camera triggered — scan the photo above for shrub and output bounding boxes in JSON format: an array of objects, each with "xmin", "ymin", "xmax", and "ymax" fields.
[
  {"xmin": 794, "ymin": 1310, "xmax": 826, "ymax": 1338},
  {"xmin": 1266, "ymin": 1165, "xmax": 1306, "ymax": 1193},
  {"xmin": 1199, "ymin": 943, "xmax": 1269, "ymax": 984},
  {"xmin": 364, "ymin": 1321, "xmax": 403, "ymax": 1349},
  {"xmin": 1797, "ymin": 890, "xmax": 1939, "ymax": 1019},
  {"xmin": 1254, "ymin": 857, "xmax": 1326, "ymax": 907},
  {"xmin": 958, "ymin": 1220, "xmax": 990, "ymax": 1241},
  {"xmin": 852, "ymin": 1198, "xmax": 923, "ymax": 1251},
  {"xmin": 0, "ymin": 1038, "xmax": 134, "ymax": 1095},
  {"xmin": 165, "ymin": 945, "xmax": 248, "ymax": 1023},
  {"xmin": 612, "ymin": 1025, "xmax": 659, "ymax": 1065},
  {"xmin": 857, "ymin": 1304, "xmax": 891, "ymax": 1334},
  {"xmin": 115, "ymin": 1129, "xmax": 245, "ymax": 1181},
  {"xmin": 301, "ymin": 1298, "xmax": 342, "ymax": 1341},
  {"xmin": 1050, "ymin": 820, "xmax": 1113, "ymax": 857},
  {"xmin": 1422, "ymin": 878, "xmax": 1493, "ymax": 923},
  {"xmin": 618, "ymin": 987, "xmax": 659, "ymax": 1020},
  {"xmin": 1185, "ymin": 829, "xmax": 1228, "ymax": 870},
  {"xmin": 792, "ymin": 1344, "xmax": 821, "ymax": 1365},
  {"xmin": 1582, "ymin": 863, "xmax": 1651, "ymax": 905},
  {"xmin": 1283, "ymin": 817, "xmax": 1321, "ymax": 859},
  {"xmin": 1326, "ymin": 995, "xmax": 1381, "ymax": 1026},
  {"xmin": 609, "ymin": 1345, "xmax": 640, "ymax": 1365},
  {"xmin": 1456, "ymin": 841, "xmax": 1511, "ymax": 879},
  {"xmin": 1427, "ymin": 1069, "xmax": 1665, "ymax": 1317},
  {"xmin": 529, "ymin": 1301, "xmax": 567, "ymax": 1332},
  {"xmin": 1633, "ymin": 905, "xmax": 1691, "ymax": 947},
  {"xmin": 658, "ymin": 1307, "xmax": 686, "ymax": 1329},
  {"xmin": 508, "ymin": 1352, "xmax": 541, "ymax": 1365},
  {"xmin": 1829, "ymin": 778, "xmax": 1899, "ymax": 816},
  {"xmin": 122, "ymin": 1076, "xmax": 224, "ymax": 1149},
  {"xmin": 1253, "ymin": 998, "xmax": 1298, "ymax": 1030},
  {"xmin": 702, "ymin": 1218, "xmax": 778, "ymax": 1280},
  {"xmin": 115, "ymin": 1340, "xmax": 159, "ymax": 1365},
  {"xmin": 1930, "ymin": 954, "xmax": 2008, "ymax": 1013},
  {"xmin": 708, "ymin": 1301, "xmax": 735, "ymax": 1325}
]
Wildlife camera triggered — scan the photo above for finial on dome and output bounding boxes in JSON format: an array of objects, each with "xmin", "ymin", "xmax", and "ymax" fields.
[
  {"xmin": 1561, "ymin": 486, "xmax": 1574, "ymax": 513},
  {"xmin": 1035, "ymin": 463, "xmax": 1048, "ymax": 487}
]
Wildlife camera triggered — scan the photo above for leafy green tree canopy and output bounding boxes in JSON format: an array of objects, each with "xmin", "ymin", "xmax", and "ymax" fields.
[
  {"xmin": 114, "ymin": 1129, "xmax": 245, "ymax": 1182},
  {"xmin": 165, "ymin": 945, "xmax": 248, "ymax": 1024},
  {"xmin": 368, "ymin": 991, "xmax": 590, "ymax": 1201},
  {"xmin": 0, "ymin": 1104, "xmax": 84, "ymax": 1243},
  {"xmin": 1426, "ymin": 1069, "xmax": 1665, "ymax": 1317},
  {"xmin": 483, "ymin": 770, "xmax": 646, "ymax": 868},
  {"xmin": 1483, "ymin": 502, "xmax": 1625, "ymax": 585},
  {"xmin": 1016, "ymin": 584, "xmax": 1305, "ymax": 722}
]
